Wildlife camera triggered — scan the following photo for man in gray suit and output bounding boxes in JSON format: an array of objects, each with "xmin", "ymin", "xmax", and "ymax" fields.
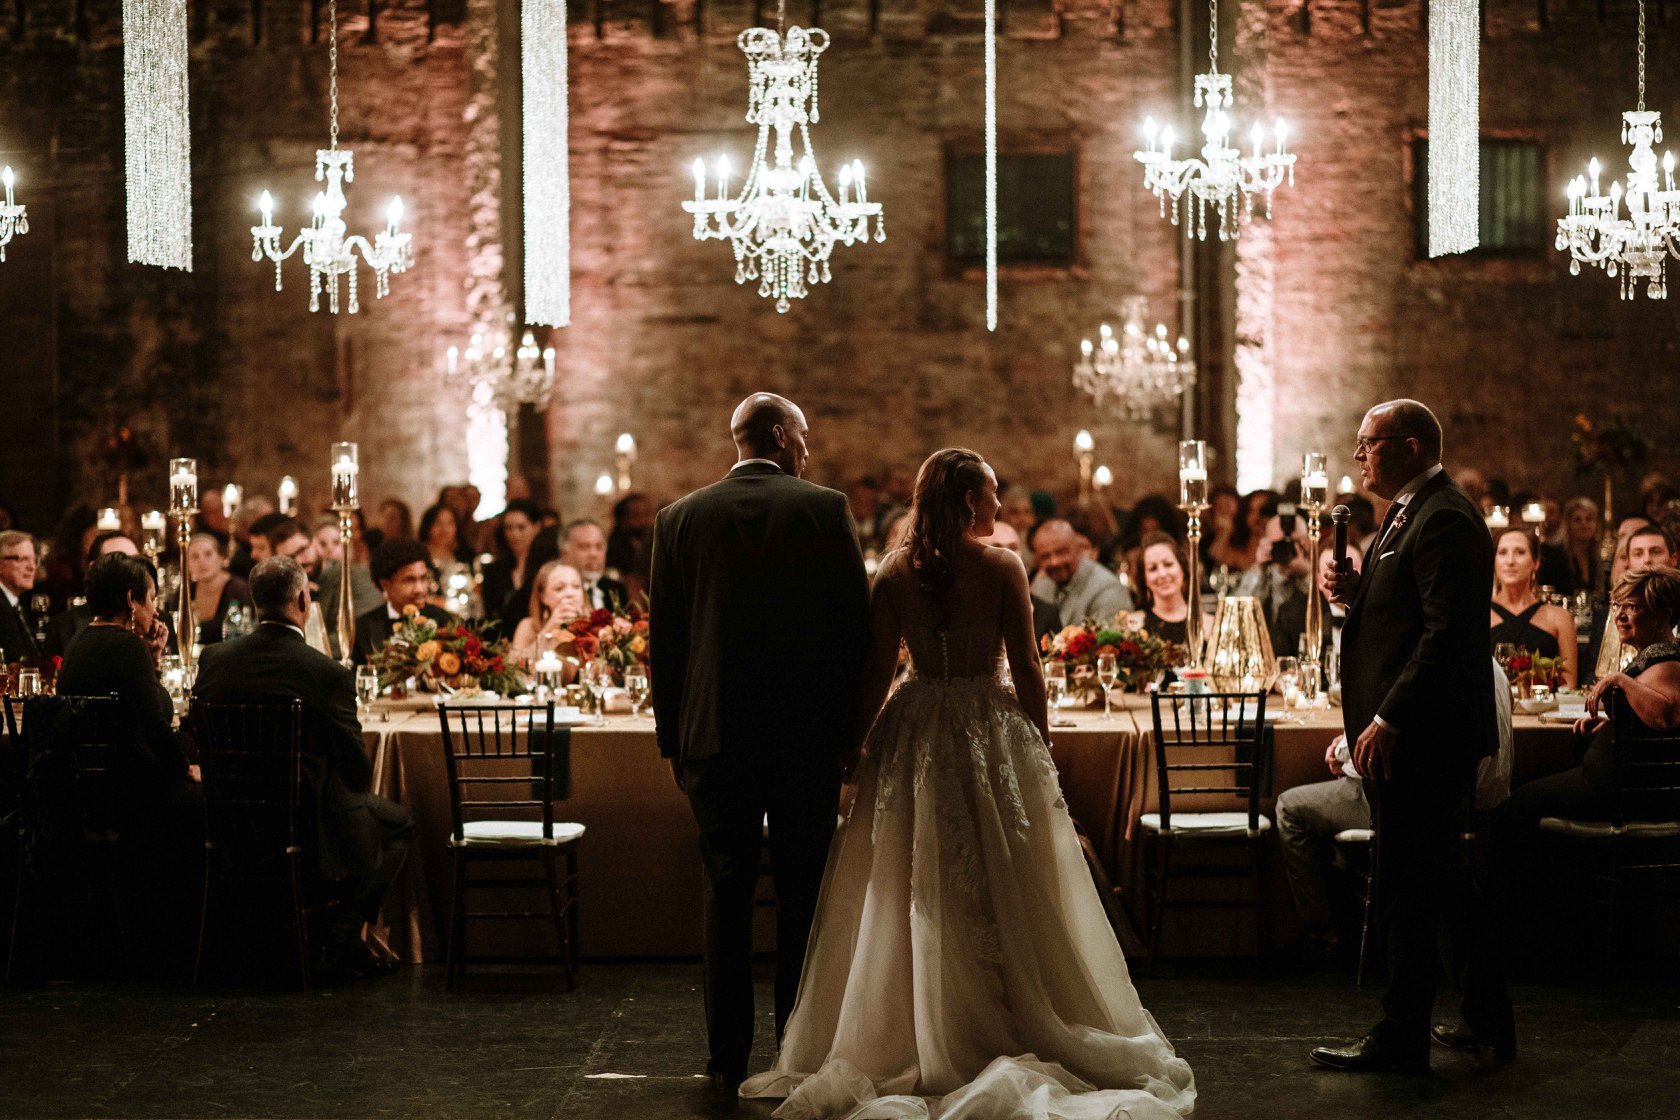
[
  {"xmin": 1030, "ymin": 519, "xmax": 1133, "ymax": 627},
  {"xmin": 649, "ymin": 393, "xmax": 870, "ymax": 1092}
]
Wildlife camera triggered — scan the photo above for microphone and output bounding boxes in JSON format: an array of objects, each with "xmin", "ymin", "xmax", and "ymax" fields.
[{"xmin": 1331, "ymin": 505, "xmax": 1351, "ymax": 575}]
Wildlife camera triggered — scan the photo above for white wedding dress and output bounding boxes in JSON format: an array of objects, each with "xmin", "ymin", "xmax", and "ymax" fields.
[{"xmin": 740, "ymin": 578, "xmax": 1196, "ymax": 1120}]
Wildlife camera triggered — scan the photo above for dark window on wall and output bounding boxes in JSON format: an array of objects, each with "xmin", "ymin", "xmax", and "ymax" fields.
[
  {"xmin": 1412, "ymin": 137, "xmax": 1546, "ymax": 258},
  {"xmin": 946, "ymin": 151, "xmax": 1077, "ymax": 267}
]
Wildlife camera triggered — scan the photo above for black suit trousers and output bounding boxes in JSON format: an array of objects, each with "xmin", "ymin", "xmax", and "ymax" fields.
[
  {"xmin": 1367, "ymin": 772, "xmax": 1513, "ymax": 1042},
  {"xmin": 681, "ymin": 749, "xmax": 838, "ymax": 1076}
]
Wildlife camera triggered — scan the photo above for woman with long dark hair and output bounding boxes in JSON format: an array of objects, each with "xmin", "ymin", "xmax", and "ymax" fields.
[{"xmin": 743, "ymin": 447, "xmax": 1194, "ymax": 1120}]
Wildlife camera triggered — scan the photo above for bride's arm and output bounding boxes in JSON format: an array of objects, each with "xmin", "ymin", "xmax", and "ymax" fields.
[
  {"xmin": 853, "ymin": 565, "xmax": 905, "ymax": 756},
  {"xmin": 997, "ymin": 550, "xmax": 1051, "ymax": 744}
]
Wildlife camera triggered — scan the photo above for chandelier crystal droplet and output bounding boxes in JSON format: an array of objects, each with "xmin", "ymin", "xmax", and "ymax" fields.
[
  {"xmin": 250, "ymin": 0, "xmax": 414, "ymax": 313},
  {"xmin": 1074, "ymin": 296, "xmax": 1193, "ymax": 420},
  {"xmin": 523, "ymin": 0, "xmax": 570, "ymax": 327},
  {"xmin": 1426, "ymin": 0, "xmax": 1479, "ymax": 256},
  {"xmin": 1134, "ymin": 0, "xmax": 1295, "ymax": 242},
  {"xmin": 1556, "ymin": 0, "xmax": 1680, "ymax": 299},
  {"xmin": 682, "ymin": 0, "xmax": 884, "ymax": 313},
  {"xmin": 0, "ymin": 165, "xmax": 27, "ymax": 262},
  {"xmin": 123, "ymin": 0, "xmax": 192, "ymax": 270}
]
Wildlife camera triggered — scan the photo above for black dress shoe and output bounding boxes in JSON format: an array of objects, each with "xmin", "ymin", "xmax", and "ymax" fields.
[
  {"xmin": 707, "ymin": 1070, "xmax": 745, "ymax": 1095},
  {"xmin": 1310, "ymin": 1031, "xmax": 1429, "ymax": 1073},
  {"xmin": 1431, "ymin": 1021, "xmax": 1517, "ymax": 1062}
]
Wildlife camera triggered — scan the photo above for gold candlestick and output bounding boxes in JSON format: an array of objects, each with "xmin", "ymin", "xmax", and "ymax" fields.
[
  {"xmin": 168, "ymin": 457, "xmax": 199, "ymax": 676},
  {"xmin": 1299, "ymin": 451, "xmax": 1328, "ymax": 669},
  {"xmin": 331, "ymin": 442, "xmax": 360, "ymax": 666},
  {"xmin": 1178, "ymin": 440, "xmax": 1210, "ymax": 668}
]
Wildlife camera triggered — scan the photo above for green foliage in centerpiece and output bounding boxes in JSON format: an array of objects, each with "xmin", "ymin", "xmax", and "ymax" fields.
[{"xmin": 369, "ymin": 605, "xmax": 525, "ymax": 696}]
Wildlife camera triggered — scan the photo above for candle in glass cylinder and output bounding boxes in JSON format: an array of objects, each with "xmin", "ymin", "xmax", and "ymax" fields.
[
  {"xmin": 330, "ymin": 442, "xmax": 359, "ymax": 510},
  {"xmin": 534, "ymin": 649, "xmax": 564, "ymax": 698},
  {"xmin": 1178, "ymin": 441, "xmax": 1208, "ymax": 509},
  {"xmin": 168, "ymin": 457, "xmax": 198, "ymax": 514},
  {"xmin": 1521, "ymin": 501, "xmax": 1546, "ymax": 526},
  {"xmin": 278, "ymin": 475, "xmax": 298, "ymax": 516},
  {"xmin": 1339, "ymin": 474, "xmax": 1356, "ymax": 495},
  {"xmin": 141, "ymin": 510, "xmax": 167, "ymax": 555},
  {"xmin": 1486, "ymin": 506, "xmax": 1510, "ymax": 530},
  {"xmin": 1301, "ymin": 452, "xmax": 1329, "ymax": 508},
  {"xmin": 222, "ymin": 483, "xmax": 242, "ymax": 522},
  {"xmin": 96, "ymin": 507, "xmax": 121, "ymax": 532}
]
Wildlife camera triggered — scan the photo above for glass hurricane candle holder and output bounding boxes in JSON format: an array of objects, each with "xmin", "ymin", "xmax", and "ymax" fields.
[
  {"xmin": 1301, "ymin": 452, "xmax": 1328, "ymax": 509},
  {"xmin": 168, "ymin": 457, "xmax": 198, "ymax": 515},
  {"xmin": 330, "ymin": 442, "xmax": 359, "ymax": 510},
  {"xmin": 1178, "ymin": 440, "xmax": 1208, "ymax": 510}
]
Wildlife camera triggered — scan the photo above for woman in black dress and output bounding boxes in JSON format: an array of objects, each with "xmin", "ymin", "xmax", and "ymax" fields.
[
  {"xmin": 1489, "ymin": 528, "xmax": 1577, "ymax": 686},
  {"xmin": 185, "ymin": 532, "xmax": 251, "ymax": 647},
  {"xmin": 1506, "ymin": 567, "xmax": 1680, "ymax": 825},
  {"xmin": 1128, "ymin": 531, "xmax": 1191, "ymax": 650},
  {"xmin": 478, "ymin": 499, "xmax": 543, "ymax": 626}
]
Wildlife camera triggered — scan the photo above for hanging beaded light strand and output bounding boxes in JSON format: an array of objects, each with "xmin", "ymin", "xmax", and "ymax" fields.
[{"xmin": 123, "ymin": 0, "xmax": 193, "ymax": 269}]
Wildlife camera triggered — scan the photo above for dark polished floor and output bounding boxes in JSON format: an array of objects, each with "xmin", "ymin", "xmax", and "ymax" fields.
[{"xmin": 2, "ymin": 960, "xmax": 1676, "ymax": 1120}]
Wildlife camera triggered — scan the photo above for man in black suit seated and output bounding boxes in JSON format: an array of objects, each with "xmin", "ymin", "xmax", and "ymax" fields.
[
  {"xmin": 192, "ymin": 556, "xmax": 413, "ymax": 977},
  {"xmin": 561, "ymin": 519, "xmax": 629, "ymax": 611},
  {"xmin": 0, "ymin": 529, "xmax": 43, "ymax": 662},
  {"xmin": 351, "ymin": 537, "xmax": 453, "ymax": 666},
  {"xmin": 1313, "ymin": 399, "xmax": 1514, "ymax": 1073}
]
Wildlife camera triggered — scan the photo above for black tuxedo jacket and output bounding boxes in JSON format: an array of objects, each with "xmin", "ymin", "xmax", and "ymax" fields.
[
  {"xmin": 351, "ymin": 602, "xmax": 454, "ymax": 665},
  {"xmin": 650, "ymin": 462, "xmax": 870, "ymax": 764},
  {"xmin": 0, "ymin": 592, "xmax": 40, "ymax": 661},
  {"xmin": 1341, "ymin": 470, "xmax": 1498, "ymax": 778},
  {"xmin": 583, "ymin": 574, "xmax": 630, "ymax": 612},
  {"xmin": 192, "ymin": 623, "xmax": 383, "ymax": 877}
]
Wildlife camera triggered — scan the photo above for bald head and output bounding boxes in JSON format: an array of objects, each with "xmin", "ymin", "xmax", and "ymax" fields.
[
  {"xmin": 1356, "ymin": 398, "xmax": 1443, "ymax": 500},
  {"xmin": 730, "ymin": 393, "xmax": 810, "ymax": 477},
  {"xmin": 1367, "ymin": 399, "xmax": 1443, "ymax": 461}
]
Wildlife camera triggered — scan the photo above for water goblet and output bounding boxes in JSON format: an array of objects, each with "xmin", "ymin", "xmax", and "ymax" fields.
[
  {"xmin": 1044, "ymin": 659, "xmax": 1068, "ymax": 712},
  {"xmin": 355, "ymin": 665, "xmax": 380, "ymax": 718},
  {"xmin": 624, "ymin": 669, "xmax": 650, "ymax": 718}
]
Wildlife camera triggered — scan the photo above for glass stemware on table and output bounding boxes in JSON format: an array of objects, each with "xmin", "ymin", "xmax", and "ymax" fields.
[
  {"xmin": 1043, "ymin": 659, "xmax": 1072, "ymax": 726},
  {"xmin": 355, "ymin": 665, "xmax": 381, "ymax": 720},
  {"xmin": 1274, "ymin": 655, "xmax": 1301, "ymax": 722},
  {"xmin": 1096, "ymin": 651, "xmax": 1119, "ymax": 721},
  {"xmin": 624, "ymin": 667, "xmax": 650, "ymax": 718}
]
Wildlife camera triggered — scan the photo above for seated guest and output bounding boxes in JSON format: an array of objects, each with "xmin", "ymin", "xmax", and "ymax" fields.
[
  {"xmin": 480, "ymin": 499, "xmax": 544, "ymax": 623},
  {"xmin": 607, "ymin": 492, "xmax": 655, "ymax": 602},
  {"xmin": 1507, "ymin": 567, "xmax": 1680, "ymax": 828},
  {"xmin": 1203, "ymin": 484, "xmax": 1248, "ymax": 571},
  {"xmin": 998, "ymin": 487, "xmax": 1039, "ymax": 570},
  {"xmin": 560, "ymin": 519, "xmax": 628, "ymax": 611},
  {"xmin": 1127, "ymin": 531, "xmax": 1191, "ymax": 647},
  {"xmin": 192, "ymin": 557, "xmax": 413, "ymax": 977},
  {"xmin": 509, "ymin": 560, "xmax": 588, "ymax": 672},
  {"xmin": 1539, "ymin": 496, "xmax": 1601, "ymax": 595},
  {"xmin": 186, "ymin": 532, "xmax": 252, "ymax": 647},
  {"xmin": 1030, "ymin": 519, "xmax": 1133, "ymax": 627},
  {"xmin": 56, "ymin": 552, "xmax": 199, "ymax": 835},
  {"xmin": 418, "ymin": 502, "xmax": 470, "ymax": 572},
  {"xmin": 374, "ymin": 498, "xmax": 414, "ymax": 545},
  {"xmin": 352, "ymin": 537, "xmax": 453, "ymax": 665},
  {"xmin": 268, "ymin": 517, "xmax": 319, "ymax": 579},
  {"xmin": 232, "ymin": 511, "xmax": 289, "ymax": 579},
  {"xmin": 1278, "ymin": 657, "xmax": 1513, "ymax": 955},
  {"xmin": 0, "ymin": 528, "xmax": 42, "ymax": 662},
  {"xmin": 1595, "ymin": 524, "xmax": 1679, "ymax": 677},
  {"xmin": 1490, "ymin": 528, "xmax": 1578, "ymax": 687},
  {"xmin": 46, "ymin": 531, "xmax": 141, "ymax": 658},
  {"xmin": 1235, "ymin": 510, "xmax": 1313, "ymax": 657},
  {"xmin": 980, "ymin": 522, "xmax": 1058, "ymax": 641},
  {"xmin": 315, "ymin": 510, "xmax": 382, "ymax": 636}
]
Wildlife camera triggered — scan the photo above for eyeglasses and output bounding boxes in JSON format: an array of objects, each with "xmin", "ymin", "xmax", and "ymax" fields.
[{"xmin": 1353, "ymin": 436, "xmax": 1410, "ymax": 454}]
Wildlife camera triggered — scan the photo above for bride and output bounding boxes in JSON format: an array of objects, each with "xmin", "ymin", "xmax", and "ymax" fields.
[{"xmin": 741, "ymin": 449, "xmax": 1195, "ymax": 1120}]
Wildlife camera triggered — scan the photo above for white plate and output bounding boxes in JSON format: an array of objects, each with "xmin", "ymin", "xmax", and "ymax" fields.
[{"xmin": 1540, "ymin": 709, "xmax": 1589, "ymax": 723}]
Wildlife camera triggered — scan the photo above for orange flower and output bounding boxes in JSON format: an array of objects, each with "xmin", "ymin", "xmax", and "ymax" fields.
[
  {"xmin": 403, "ymin": 603, "xmax": 420, "ymax": 617},
  {"xmin": 436, "ymin": 652, "xmax": 462, "ymax": 676},
  {"xmin": 416, "ymin": 640, "xmax": 440, "ymax": 662}
]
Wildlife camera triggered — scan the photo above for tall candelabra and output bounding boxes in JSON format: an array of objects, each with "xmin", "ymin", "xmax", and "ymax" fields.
[
  {"xmin": 1299, "ymin": 451, "xmax": 1328, "ymax": 673},
  {"xmin": 168, "ymin": 458, "xmax": 199, "ymax": 675},
  {"xmin": 330, "ymin": 442, "xmax": 360, "ymax": 666},
  {"xmin": 1074, "ymin": 430, "xmax": 1096, "ymax": 505},
  {"xmin": 1178, "ymin": 440, "xmax": 1210, "ymax": 668}
]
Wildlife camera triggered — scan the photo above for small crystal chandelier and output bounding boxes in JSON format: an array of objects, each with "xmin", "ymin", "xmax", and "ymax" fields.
[
  {"xmin": 0, "ymin": 166, "xmax": 27, "ymax": 261},
  {"xmin": 1556, "ymin": 0, "xmax": 1679, "ymax": 299},
  {"xmin": 1074, "ymin": 296, "xmax": 1193, "ymax": 420},
  {"xmin": 1134, "ymin": 0, "xmax": 1295, "ymax": 241},
  {"xmin": 250, "ymin": 0, "xmax": 413, "ymax": 313},
  {"xmin": 682, "ymin": 0, "xmax": 884, "ymax": 313},
  {"xmin": 445, "ymin": 317, "xmax": 556, "ymax": 407}
]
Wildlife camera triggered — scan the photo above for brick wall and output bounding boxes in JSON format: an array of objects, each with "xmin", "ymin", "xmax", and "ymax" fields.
[{"xmin": 0, "ymin": 0, "xmax": 1674, "ymax": 534}]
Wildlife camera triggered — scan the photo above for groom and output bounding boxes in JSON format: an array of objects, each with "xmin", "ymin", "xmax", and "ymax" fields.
[
  {"xmin": 649, "ymin": 393, "xmax": 870, "ymax": 1091},
  {"xmin": 1315, "ymin": 399, "xmax": 1514, "ymax": 1072}
]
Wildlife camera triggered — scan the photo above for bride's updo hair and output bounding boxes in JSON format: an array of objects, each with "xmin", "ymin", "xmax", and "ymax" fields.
[{"xmin": 905, "ymin": 448, "xmax": 989, "ymax": 605}]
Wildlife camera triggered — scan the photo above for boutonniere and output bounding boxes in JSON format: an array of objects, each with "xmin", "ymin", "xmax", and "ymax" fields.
[{"xmin": 1391, "ymin": 509, "xmax": 1410, "ymax": 535}]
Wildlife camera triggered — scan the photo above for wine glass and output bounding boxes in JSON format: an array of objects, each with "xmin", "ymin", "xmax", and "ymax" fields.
[
  {"xmin": 355, "ymin": 665, "xmax": 380, "ymax": 717},
  {"xmin": 1494, "ymin": 642, "xmax": 1516, "ymax": 676},
  {"xmin": 1096, "ymin": 652, "xmax": 1119, "ymax": 721},
  {"xmin": 583, "ymin": 660, "xmax": 612, "ymax": 724},
  {"xmin": 1275, "ymin": 655, "xmax": 1301, "ymax": 719},
  {"xmin": 1044, "ymin": 659, "xmax": 1068, "ymax": 714},
  {"xmin": 624, "ymin": 668, "xmax": 650, "ymax": 718}
]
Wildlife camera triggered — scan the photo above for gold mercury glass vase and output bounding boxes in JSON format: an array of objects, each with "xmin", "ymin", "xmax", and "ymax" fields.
[{"xmin": 1204, "ymin": 595, "xmax": 1279, "ymax": 693}]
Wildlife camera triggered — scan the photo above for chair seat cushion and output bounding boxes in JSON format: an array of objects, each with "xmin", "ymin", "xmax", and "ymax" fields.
[
  {"xmin": 451, "ymin": 820, "xmax": 586, "ymax": 847},
  {"xmin": 1139, "ymin": 812, "xmax": 1272, "ymax": 835},
  {"xmin": 1537, "ymin": 816, "xmax": 1680, "ymax": 839},
  {"xmin": 1333, "ymin": 828, "xmax": 1375, "ymax": 844}
]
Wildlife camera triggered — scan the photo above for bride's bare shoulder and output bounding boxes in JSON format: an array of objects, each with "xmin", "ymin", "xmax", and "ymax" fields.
[{"xmin": 974, "ymin": 542, "xmax": 1029, "ymax": 584}]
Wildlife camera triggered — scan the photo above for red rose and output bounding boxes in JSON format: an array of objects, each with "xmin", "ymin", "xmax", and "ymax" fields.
[
  {"xmin": 1509, "ymin": 655, "xmax": 1533, "ymax": 673},
  {"xmin": 567, "ymin": 617, "xmax": 593, "ymax": 636},
  {"xmin": 490, "ymin": 655, "xmax": 504, "ymax": 671},
  {"xmin": 1065, "ymin": 632, "xmax": 1096, "ymax": 659},
  {"xmin": 464, "ymin": 636, "xmax": 483, "ymax": 657},
  {"xmin": 574, "ymin": 635, "xmax": 597, "ymax": 658},
  {"xmin": 590, "ymin": 607, "xmax": 613, "ymax": 629}
]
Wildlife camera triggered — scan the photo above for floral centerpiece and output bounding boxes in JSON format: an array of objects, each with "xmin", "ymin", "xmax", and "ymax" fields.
[
  {"xmin": 369, "ymin": 606, "xmax": 525, "ymax": 696},
  {"xmin": 561, "ymin": 605, "xmax": 649, "ymax": 685},
  {"xmin": 1039, "ymin": 614, "xmax": 1177, "ymax": 703},
  {"xmin": 1503, "ymin": 648, "xmax": 1567, "ymax": 697}
]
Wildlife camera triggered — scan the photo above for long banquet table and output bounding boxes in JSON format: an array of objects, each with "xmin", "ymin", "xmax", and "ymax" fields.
[{"xmin": 362, "ymin": 698, "xmax": 1583, "ymax": 963}]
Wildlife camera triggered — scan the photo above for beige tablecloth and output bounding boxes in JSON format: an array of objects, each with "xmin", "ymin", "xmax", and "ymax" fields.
[{"xmin": 361, "ymin": 700, "xmax": 1581, "ymax": 962}]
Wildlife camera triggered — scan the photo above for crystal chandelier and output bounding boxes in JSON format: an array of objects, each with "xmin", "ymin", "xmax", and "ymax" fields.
[
  {"xmin": 250, "ymin": 0, "xmax": 413, "ymax": 313},
  {"xmin": 1074, "ymin": 296, "xmax": 1193, "ymax": 420},
  {"xmin": 1556, "ymin": 0, "xmax": 1679, "ymax": 299},
  {"xmin": 1134, "ymin": 0, "xmax": 1295, "ymax": 241},
  {"xmin": 682, "ymin": 0, "xmax": 884, "ymax": 313},
  {"xmin": 0, "ymin": 166, "xmax": 26, "ymax": 261},
  {"xmin": 445, "ymin": 317, "xmax": 557, "ymax": 407}
]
